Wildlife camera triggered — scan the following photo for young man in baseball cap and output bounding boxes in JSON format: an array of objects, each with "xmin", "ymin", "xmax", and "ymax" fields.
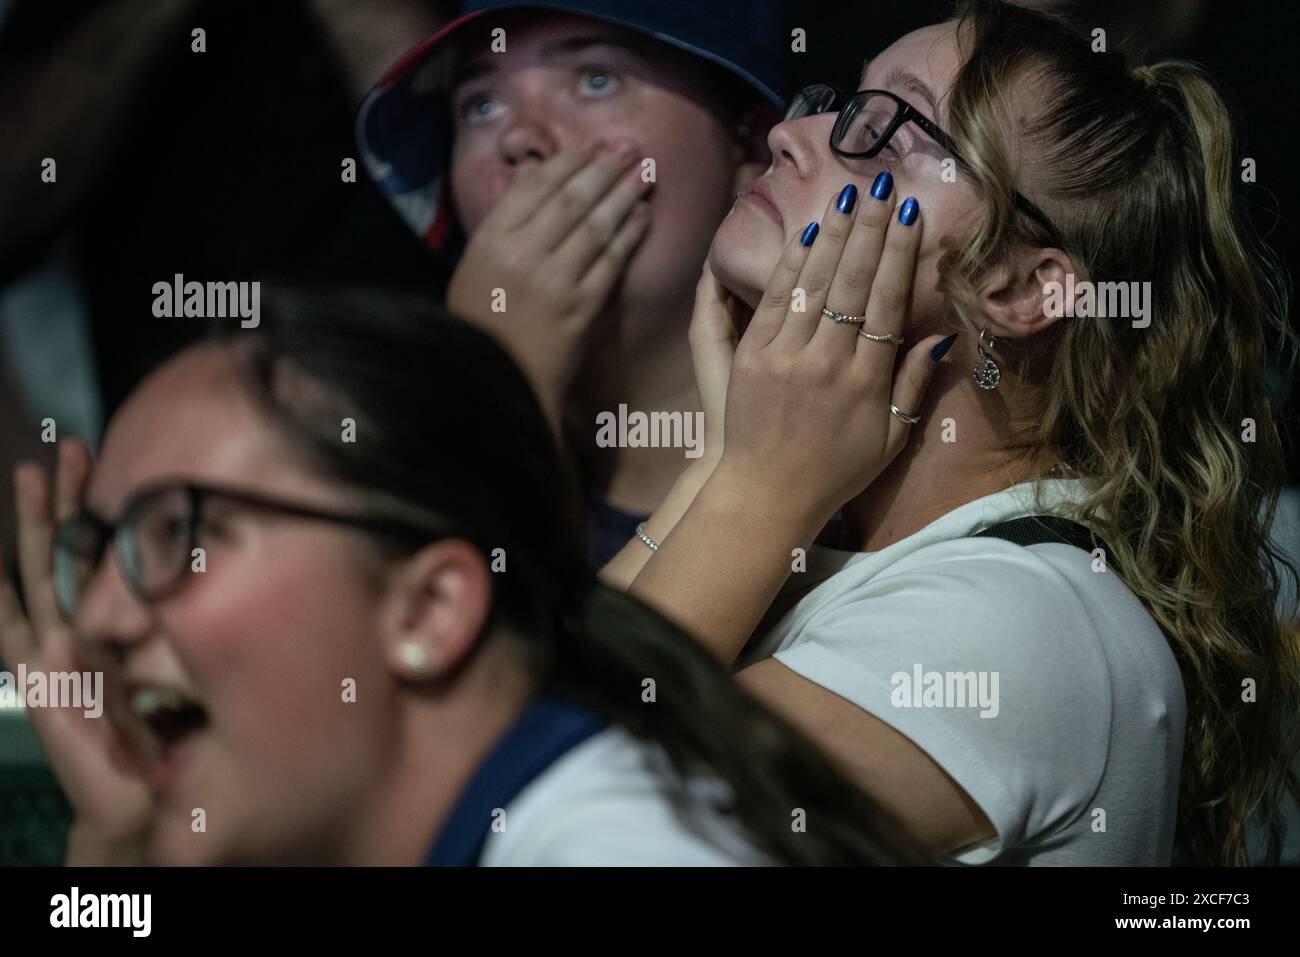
[{"xmin": 358, "ymin": 0, "xmax": 798, "ymax": 565}]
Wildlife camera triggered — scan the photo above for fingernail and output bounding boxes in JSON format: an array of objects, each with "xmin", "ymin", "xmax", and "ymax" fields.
[
  {"xmin": 836, "ymin": 183, "xmax": 858, "ymax": 214},
  {"xmin": 800, "ymin": 221, "xmax": 820, "ymax": 246},
  {"xmin": 931, "ymin": 332, "xmax": 958, "ymax": 361},
  {"xmin": 899, "ymin": 196, "xmax": 919, "ymax": 226},
  {"xmin": 871, "ymin": 171, "xmax": 893, "ymax": 201}
]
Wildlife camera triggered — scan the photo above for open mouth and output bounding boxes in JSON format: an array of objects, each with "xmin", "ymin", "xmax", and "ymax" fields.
[{"xmin": 128, "ymin": 685, "xmax": 209, "ymax": 785}]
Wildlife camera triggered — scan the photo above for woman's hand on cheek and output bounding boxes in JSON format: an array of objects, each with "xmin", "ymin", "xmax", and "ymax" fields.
[
  {"xmin": 446, "ymin": 140, "xmax": 652, "ymax": 432},
  {"xmin": 713, "ymin": 182, "xmax": 953, "ymax": 540},
  {"xmin": 0, "ymin": 442, "xmax": 154, "ymax": 864}
]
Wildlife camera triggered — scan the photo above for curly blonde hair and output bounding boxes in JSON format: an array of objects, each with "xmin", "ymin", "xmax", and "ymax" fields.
[{"xmin": 936, "ymin": 0, "xmax": 1300, "ymax": 864}]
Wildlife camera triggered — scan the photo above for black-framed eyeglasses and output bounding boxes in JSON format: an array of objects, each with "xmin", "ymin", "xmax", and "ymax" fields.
[
  {"xmin": 785, "ymin": 84, "xmax": 1064, "ymax": 246},
  {"xmin": 53, "ymin": 480, "xmax": 450, "ymax": 619}
]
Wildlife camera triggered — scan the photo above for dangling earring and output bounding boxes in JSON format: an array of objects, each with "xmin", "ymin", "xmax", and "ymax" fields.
[{"xmin": 971, "ymin": 326, "xmax": 1001, "ymax": 391}]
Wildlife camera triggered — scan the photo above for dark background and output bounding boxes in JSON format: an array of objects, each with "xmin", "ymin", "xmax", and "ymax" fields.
[{"xmin": 0, "ymin": 0, "xmax": 1296, "ymax": 866}]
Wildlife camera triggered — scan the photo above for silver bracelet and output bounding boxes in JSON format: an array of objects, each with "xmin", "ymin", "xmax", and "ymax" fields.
[{"xmin": 635, "ymin": 522, "xmax": 659, "ymax": 552}]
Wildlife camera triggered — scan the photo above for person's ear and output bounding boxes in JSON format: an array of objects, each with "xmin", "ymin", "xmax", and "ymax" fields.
[
  {"xmin": 978, "ymin": 245, "xmax": 1081, "ymax": 339},
  {"xmin": 377, "ymin": 539, "xmax": 493, "ymax": 684},
  {"xmin": 729, "ymin": 101, "xmax": 777, "ymax": 193}
]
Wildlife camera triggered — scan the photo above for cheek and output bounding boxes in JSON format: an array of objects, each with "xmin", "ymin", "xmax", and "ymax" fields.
[
  {"xmin": 626, "ymin": 102, "xmax": 737, "ymax": 227},
  {"xmin": 707, "ymin": 170, "xmax": 854, "ymax": 309},
  {"xmin": 622, "ymin": 118, "xmax": 747, "ymax": 292},
  {"xmin": 189, "ymin": 537, "xmax": 389, "ymax": 754},
  {"xmin": 909, "ymin": 255, "xmax": 948, "ymax": 334},
  {"xmin": 908, "ymin": 188, "xmax": 981, "ymax": 325},
  {"xmin": 448, "ymin": 141, "xmax": 497, "ymax": 231},
  {"xmin": 155, "ymin": 535, "xmax": 395, "ymax": 861}
]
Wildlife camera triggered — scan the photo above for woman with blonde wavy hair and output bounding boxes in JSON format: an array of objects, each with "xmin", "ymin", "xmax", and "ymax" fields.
[{"xmin": 604, "ymin": 0, "xmax": 1300, "ymax": 864}]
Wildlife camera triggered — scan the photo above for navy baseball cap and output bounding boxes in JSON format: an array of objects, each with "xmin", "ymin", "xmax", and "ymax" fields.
[{"xmin": 357, "ymin": 0, "xmax": 799, "ymax": 251}]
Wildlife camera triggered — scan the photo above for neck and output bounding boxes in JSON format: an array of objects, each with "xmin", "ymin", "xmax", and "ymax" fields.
[
  {"xmin": 341, "ymin": 639, "xmax": 534, "ymax": 866},
  {"xmin": 565, "ymin": 282, "xmax": 701, "ymax": 516},
  {"xmin": 839, "ymin": 361, "xmax": 1057, "ymax": 552}
]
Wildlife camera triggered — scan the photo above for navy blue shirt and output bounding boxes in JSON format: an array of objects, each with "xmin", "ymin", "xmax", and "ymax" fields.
[{"xmin": 423, "ymin": 696, "xmax": 609, "ymax": 867}]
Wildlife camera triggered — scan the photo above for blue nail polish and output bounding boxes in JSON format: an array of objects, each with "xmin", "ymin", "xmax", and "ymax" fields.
[
  {"xmin": 800, "ymin": 221, "xmax": 819, "ymax": 246},
  {"xmin": 836, "ymin": 184, "xmax": 858, "ymax": 214},
  {"xmin": 930, "ymin": 332, "xmax": 958, "ymax": 362},
  {"xmin": 871, "ymin": 171, "xmax": 893, "ymax": 201},
  {"xmin": 899, "ymin": 196, "xmax": 919, "ymax": 226}
]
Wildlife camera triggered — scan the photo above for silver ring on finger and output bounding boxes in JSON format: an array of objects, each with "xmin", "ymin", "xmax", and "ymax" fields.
[
  {"xmin": 859, "ymin": 328, "xmax": 905, "ymax": 345},
  {"xmin": 821, "ymin": 306, "xmax": 867, "ymax": 324},
  {"xmin": 889, "ymin": 403, "xmax": 921, "ymax": 425}
]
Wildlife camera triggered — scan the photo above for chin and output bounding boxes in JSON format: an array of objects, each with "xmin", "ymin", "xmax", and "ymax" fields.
[{"xmin": 708, "ymin": 213, "xmax": 779, "ymax": 310}]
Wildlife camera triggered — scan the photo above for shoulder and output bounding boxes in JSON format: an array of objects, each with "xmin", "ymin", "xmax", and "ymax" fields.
[
  {"xmin": 803, "ymin": 532, "xmax": 1171, "ymax": 668},
  {"xmin": 479, "ymin": 726, "xmax": 769, "ymax": 867},
  {"xmin": 781, "ymin": 535, "xmax": 1129, "ymax": 735},
  {"xmin": 765, "ymin": 537, "xmax": 1179, "ymax": 853},
  {"xmin": 793, "ymin": 535, "xmax": 1147, "ymax": 678}
]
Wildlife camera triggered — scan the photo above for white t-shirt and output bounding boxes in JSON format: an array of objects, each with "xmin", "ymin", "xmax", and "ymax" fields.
[
  {"xmin": 737, "ymin": 478, "xmax": 1186, "ymax": 865},
  {"xmin": 480, "ymin": 725, "xmax": 771, "ymax": 866}
]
